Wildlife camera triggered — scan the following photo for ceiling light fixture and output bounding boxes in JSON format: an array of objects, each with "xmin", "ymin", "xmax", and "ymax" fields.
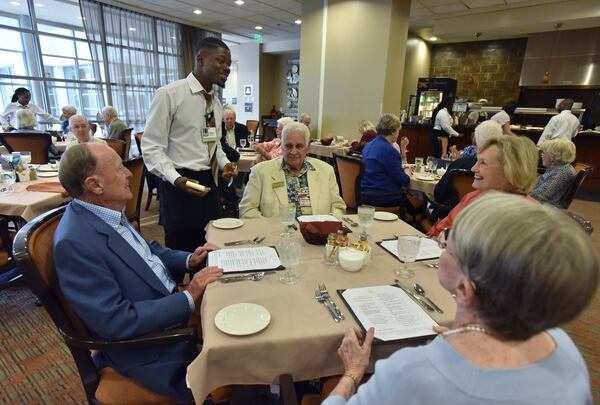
[
  {"xmin": 128, "ymin": 27, "xmax": 136, "ymax": 31},
  {"xmin": 294, "ymin": 19, "xmax": 302, "ymax": 25},
  {"xmin": 234, "ymin": 0, "xmax": 245, "ymax": 5},
  {"xmin": 429, "ymin": 37, "xmax": 438, "ymax": 41},
  {"xmin": 543, "ymin": 22, "xmax": 563, "ymax": 84},
  {"xmin": 10, "ymin": 1, "xmax": 21, "ymax": 5},
  {"xmin": 193, "ymin": 9, "xmax": 202, "ymax": 15},
  {"xmin": 36, "ymin": 3, "xmax": 43, "ymax": 7},
  {"xmin": 171, "ymin": 36, "xmax": 177, "ymax": 39},
  {"xmin": 255, "ymin": 26, "xmax": 263, "ymax": 30}
]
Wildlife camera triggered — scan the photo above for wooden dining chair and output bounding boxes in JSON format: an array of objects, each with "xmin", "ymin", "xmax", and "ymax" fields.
[
  {"xmin": 245, "ymin": 120, "xmax": 259, "ymax": 136},
  {"xmin": 0, "ymin": 132, "xmax": 52, "ymax": 164},
  {"xmin": 13, "ymin": 205, "xmax": 198, "ymax": 405},
  {"xmin": 121, "ymin": 128, "xmax": 133, "ymax": 158},
  {"xmin": 134, "ymin": 131, "xmax": 159, "ymax": 210},
  {"xmin": 332, "ymin": 154, "xmax": 362, "ymax": 212},
  {"xmin": 557, "ymin": 163, "xmax": 594, "ymax": 209},
  {"xmin": 89, "ymin": 123, "xmax": 97, "ymax": 134},
  {"xmin": 105, "ymin": 139, "xmax": 127, "ymax": 160},
  {"xmin": 123, "ymin": 157, "xmax": 145, "ymax": 231},
  {"xmin": 425, "ymin": 168, "xmax": 475, "ymax": 220}
]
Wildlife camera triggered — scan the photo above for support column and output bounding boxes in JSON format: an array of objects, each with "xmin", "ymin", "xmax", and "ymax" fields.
[{"xmin": 299, "ymin": 0, "xmax": 411, "ymax": 140}]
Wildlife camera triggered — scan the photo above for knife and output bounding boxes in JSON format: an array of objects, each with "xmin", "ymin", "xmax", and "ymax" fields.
[
  {"xmin": 394, "ymin": 280, "xmax": 435, "ymax": 312},
  {"xmin": 219, "ymin": 271, "xmax": 276, "ymax": 283}
]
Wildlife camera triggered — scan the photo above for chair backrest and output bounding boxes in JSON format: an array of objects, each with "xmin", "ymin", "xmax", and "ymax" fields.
[
  {"xmin": 13, "ymin": 205, "xmax": 100, "ymax": 402},
  {"xmin": 333, "ymin": 154, "xmax": 362, "ymax": 210},
  {"xmin": 121, "ymin": 128, "xmax": 133, "ymax": 158},
  {"xmin": 558, "ymin": 163, "xmax": 594, "ymax": 209},
  {"xmin": 134, "ymin": 132, "xmax": 143, "ymax": 154},
  {"xmin": 105, "ymin": 138, "xmax": 127, "ymax": 160},
  {"xmin": 0, "ymin": 132, "xmax": 51, "ymax": 164},
  {"xmin": 123, "ymin": 157, "xmax": 145, "ymax": 230},
  {"xmin": 246, "ymin": 120, "xmax": 259, "ymax": 135},
  {"xmin": 448, "ymin": 169, "xmax": 475, "ymax": 201},
  {"xmin": 89, "ymin": 123, "xmax": 97, "ymax": 134}
]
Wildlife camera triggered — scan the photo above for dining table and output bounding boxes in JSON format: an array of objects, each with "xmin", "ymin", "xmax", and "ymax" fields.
[
  {"xmin": 309, "ymin": 142, "xmax": 351, "ymax": 159},
  {"xmin": 0, "ymin": 176, "xmax": 69, "ymax": 222},
  {"xmin": 409, "ymin": 172, "xmax": 440, "ymax": 195},
  {"xmin": 236, "ymin": 152, "xmax": 262, "ymax": 173},
  {"xmin": 186, "ymin": 214, "xmax": 455, "ymax": 403}
]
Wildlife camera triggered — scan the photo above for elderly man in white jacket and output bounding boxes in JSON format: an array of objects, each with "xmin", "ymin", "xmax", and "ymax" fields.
[{"xmin": 240, "ymin": 122, "xmax": 346, "ymax": 218}]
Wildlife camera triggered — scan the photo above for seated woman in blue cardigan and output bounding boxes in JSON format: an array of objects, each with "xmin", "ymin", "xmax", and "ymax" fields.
[{"xmin": 360, "ymin": 113, "xmax": 412, "ymax": 207}]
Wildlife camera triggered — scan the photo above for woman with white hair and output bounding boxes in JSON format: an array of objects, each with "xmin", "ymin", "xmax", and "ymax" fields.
[
  {"xmin": 530, "ymin": 138, "xmax": 577, "ymax": 206},
  {"xmin": 240, "ymin": 122, "xmax": 345, "ymax": 218},
  {"xmin": 102, "ymin": 106, "xmax": 126, "ymax": 140},
  {"xmin": 61, "ymin": 105, "xmax": 77, "ymax": 134},
  {"xmin": 324, "ymin": 192, "xmax": 598, "ymax": 404},
  {"xmin": 12, "ymin": 109, "xmax": 50, "ymax": 134},
  {"xmin": 251, "ymin": 116, "xmax": 293, "ymax": 160}
]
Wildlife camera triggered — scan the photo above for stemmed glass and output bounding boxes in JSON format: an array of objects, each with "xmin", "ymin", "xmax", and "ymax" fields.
[
  {"xmin": 426, "ymin": 156, "xmax": 437, "ymax": 173},
  {"xmin": 395, "ymin": 235, "xmax": 421, "ymax": 278},
  {"xmin": 240, "ymin": 138, "xmax": 247, "ymax": 148},
  {"xmin": 277, "ymin": 235, "xmax": 300, "ymax": 285},
  {"xmin": 20, "ymin": 151, "xmax": 32, "ymax": 166},
  {"xmin": 357, "ymin": 205, "xmax": 375, "ymax": 240},
  {"xmin": 0, "ymin": 170, "xmax": 16, "ymax": 195},
  {"xmin": 279, "ymin": 205, "xmax": 296, "ymax": 237}
]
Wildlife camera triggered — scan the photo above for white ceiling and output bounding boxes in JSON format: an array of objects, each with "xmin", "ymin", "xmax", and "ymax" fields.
[{"xmin": 108, "ymin": 0, "xmax": 599, "ymax": 46}]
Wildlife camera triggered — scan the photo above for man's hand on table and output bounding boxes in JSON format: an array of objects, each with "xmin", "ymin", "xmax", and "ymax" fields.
[
  {"xmin": 188, "ymin": 242, "xmax": 220, "ymax": 269},
  {"xmin": 185, "ymin": 266, "xmax": 223, "ymax": 302},
  {"xmin": 222, "ymin": 163, "xmax": 238, "ymax": 180},
  {"xmin": 174, "ymin": 176, "xmax": 211, "ymax": 197}
]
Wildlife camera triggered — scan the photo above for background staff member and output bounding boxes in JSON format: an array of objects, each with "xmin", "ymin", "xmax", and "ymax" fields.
[
  {"xmin": 431, "ymin": 97, "xmax": 459, "ymax": 158},
  {"xmin": 0, "ymin": 87, "xmax": 60, "ymax": 131},
  {"xmin": 142, "ymin": 37, "xmax": 236, "ymax": 274}
]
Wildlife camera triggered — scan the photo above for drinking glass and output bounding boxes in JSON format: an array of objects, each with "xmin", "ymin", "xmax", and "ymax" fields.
[
  {"xmin": 357, "ymin": 205, "xmax": 375, "ymax": 240},
  {"xmin": 279, "ymin": 205, "xmax": 296, "ymax": 237},
  {"xmin": 0, "ymin": 170, "xmax": 16, "ymax": 194},
  {"xmin": 395, "ymin": 235, "xmax": 421, "ymax": 278},
  {"xmin": 414, "ymin": 157, "xmax": 424, "ymax": 173},
  {"xmin": 20, "ymin": 151, "xmax": 32, "ymax": 166},
  {"xmin": 277, "ymin": 235, "xmax": 301, "ymax": 285},
  {"xmin": 240, "ymin": 138, "xmax": 247, "ymax": 148},
  {"xmin": 426, "ymin": 156, "xmax": 437, "ymax": 173}
]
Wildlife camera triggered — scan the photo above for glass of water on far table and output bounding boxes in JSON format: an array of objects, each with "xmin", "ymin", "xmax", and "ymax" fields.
[
  {"xmin": 277, "ymin": 235, "xmax": 300, "ymax": 285},
  {"xmin": 395, "ymin": 235, "xmax": 421, "ymax": 278},
  {"xmin": 357, "ymin": 205, "xmax": 375, "ymax": 240},
  {"xmin": 240, "ymin": 138, "xmax": 247, "ymax": 148},
  {"xmin": 279, "ymin": 205, "xmax": 296, "ymax": 237},
  {"xmin": 20, "ymin": 151, "xmax": 32, "ymax": 165},
  {"xmin": 0, "ymin": 170, "xmax": 16, "ymax": 194}
]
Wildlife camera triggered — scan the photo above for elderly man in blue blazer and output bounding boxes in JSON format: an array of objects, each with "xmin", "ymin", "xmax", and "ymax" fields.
[{"xmin": 53, "ymin": 143, "xmax": 223, "ymax": 401}]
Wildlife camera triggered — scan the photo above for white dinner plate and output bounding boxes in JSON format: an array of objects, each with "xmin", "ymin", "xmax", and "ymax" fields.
[
  {"xmin": 36, "ymin": 171, "xmax": 59, "ymax": 177},
  {"xmin": 414, "ymin": 174, "xmax": 437, "ymax": 181},
  {"xmin": 38, "ymin": 164, "xmax": 59, "ymax": 172},
  {"xmin": 214, "ymin": 303, "xmax": 271, "ymax": 336},
  {"xmin": 374, "ymin": 211, "xmax": 398, "ymax": 221},
  {"xmin": 213, "ymin": 218, "xmax": 244, "ymax": 229},
  {"xmin": 240, "ymin": 152, "xmax": 257, "ymax": 157}
]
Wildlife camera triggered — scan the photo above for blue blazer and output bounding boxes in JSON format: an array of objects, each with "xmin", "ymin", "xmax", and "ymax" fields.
[
  {"xmin": 361, "ymin": 135, "xmax": 410, "ymax": 194},
  {"xmin": 53, "ymin": 202, "xmax": 195, "ymax": 399}
]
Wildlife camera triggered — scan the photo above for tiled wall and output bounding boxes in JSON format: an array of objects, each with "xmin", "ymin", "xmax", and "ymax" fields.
[{"xmin": 429, "ymin": 38, "xmax": 527, "ymax": 106}]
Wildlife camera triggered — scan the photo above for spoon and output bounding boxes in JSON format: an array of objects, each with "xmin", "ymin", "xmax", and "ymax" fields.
[{"xmin": 413, "ymin": 283, "xmax": 444, "ymax": 313}]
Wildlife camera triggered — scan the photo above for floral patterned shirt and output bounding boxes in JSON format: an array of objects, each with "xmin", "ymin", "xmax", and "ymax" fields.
[{"xmin": 282, "ymin": 159, "xmax": 316, "ymax": 217}]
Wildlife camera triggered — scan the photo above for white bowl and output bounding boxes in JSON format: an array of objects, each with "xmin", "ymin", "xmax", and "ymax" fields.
[{"xmin": 338, "ymin": 248, "xmax": 365, "ymax": 272}]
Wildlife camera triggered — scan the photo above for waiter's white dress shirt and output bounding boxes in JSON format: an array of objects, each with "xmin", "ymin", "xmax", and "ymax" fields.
[
  {"xmin": 490, "ymin": 110, "xmax": 510, "ymax": 127},
  {"xmin": 1, "ymin": 102, "xmax": 61, "ymax": 130},
  {"xmin": 142, "ymin": 72, "xmax": 230, "ymax": 185},
  {"xmin": 537, "ymin": 110, "xmax": 580, "ymax": 146},
  {"xmin": 433, "ymin": 108, "xmax": 459, "ymax": 136}
]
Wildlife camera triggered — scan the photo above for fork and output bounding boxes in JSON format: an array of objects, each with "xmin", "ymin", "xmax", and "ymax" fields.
[
  {"xmin": 220, "ymin": 271, "xmax": 267, "ymax": 283},
  {"xmin": 315, "ymin": 291, "xmax": 340, "ymax": 322},
  {"xmin": 224, "ymin": 236, "xmax": 260, "ymax": 246},
  {"xmin": 318, "ymin": 284, "xmax": 345, "ymax": 320}
]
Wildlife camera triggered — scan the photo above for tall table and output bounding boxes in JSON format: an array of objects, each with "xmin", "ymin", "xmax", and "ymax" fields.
[{"xmin": 186, "ymin": 215, "xmax": 454, "ymax": 402}]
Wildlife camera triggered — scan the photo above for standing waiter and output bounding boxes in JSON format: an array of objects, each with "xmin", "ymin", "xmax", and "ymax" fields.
[{"xmin": 143, "ymin": 37, "xmax": 237, "ymax": 279}]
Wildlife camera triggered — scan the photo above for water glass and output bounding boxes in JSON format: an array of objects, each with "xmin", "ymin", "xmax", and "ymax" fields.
[
  {"xmin": 0, "ymin": 170, "xmax": 16, "ymax": 194},
  {"xmin": 279, "ymin": 205, "xmax": 296, "ymax": 237},
  {"xmin": 20, "ymin": 151, "xmax": 32, "ymax": 166},
  {"xmin": 240, "ymin": 138, "xmax": 247, "ymax": 148},
  {"xmin": 414, "ymin": 157, "xmax": 424, "ymax": 173},
  {"xmin": 426, "ymin": 156, "xmax": 437, "ymax": 173},
  {"xmin": 357, "ymin": 205, "xmax": 375, "ymax": 240},
  {"xmin": 277, "ymin": 235, "xmax": 300, "ymax": 285},
  {"xmin": 395, "ymin": 235, "xmax": 422, "ymax": 278}
]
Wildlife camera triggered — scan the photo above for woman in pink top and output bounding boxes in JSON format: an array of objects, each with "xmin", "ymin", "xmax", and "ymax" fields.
[
  {"xmin": 252, "ymin": 116, "xmax": 294, "ymax": 160},
  {"xmin": 428, "ymin": 135, "xmax": 539, "ymax": 237}
]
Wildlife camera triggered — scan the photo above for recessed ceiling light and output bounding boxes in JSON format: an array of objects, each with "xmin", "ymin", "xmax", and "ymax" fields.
[
  {"xmin": 193, "ymin": 9, "xmax": 202, "ymax": 15},
  {"xmin": 128, "ymin": 27, "xmax": 136, "ymax": 31},
  {"xmin": 234, "ymin": 0, "xmax": 245, "ymax": 5},
  {"xmin": 294, "ymin": 19, "xmax": 302, "ymax": 25},
  {"xmin": 429, "ymin": 37, "xmax": 438, "ymax": 41},
  {"xmin": 171, "ymin": 36, "xmax": 177, "ymax": 39},
  {"xmin": 10, "ymin": 1, "xmax": 21, "ymax": 5},
  {"xmin": 36, "ymin": 3, "xmax": 43, "ymax": 7},
  {"xmin": 255, "ymin": 26, "xmax": 263, "ymax": 30}
]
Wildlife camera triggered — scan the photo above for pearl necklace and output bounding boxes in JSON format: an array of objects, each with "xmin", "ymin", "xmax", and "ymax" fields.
[{"xmin": 441, "ymin": 324, "xmax": 490, "ymax": 337}]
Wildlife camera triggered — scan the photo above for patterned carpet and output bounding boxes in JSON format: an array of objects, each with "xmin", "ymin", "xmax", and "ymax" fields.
[{"xmin": 1, "ymin": 197, "xmax": 598, "ymax": 404}]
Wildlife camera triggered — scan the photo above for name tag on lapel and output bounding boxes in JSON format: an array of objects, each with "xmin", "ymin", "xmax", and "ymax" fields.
[{"xmin": 272, "ymin": 181, "xmax": 284, "ymax": 189}]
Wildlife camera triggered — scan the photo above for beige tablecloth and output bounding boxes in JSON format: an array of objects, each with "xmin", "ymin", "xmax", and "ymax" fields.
[
  {"xmin": 0, "ymin": 177, "xmax": 70, "ymax": 221},
  {"xmin": 186, "ymin": 215, "xmax": 455, "ymax": 403},
  {"xmin": 236, "ymin": 153, "xmax": 262, "ymax": 173},
  {"xmin": 309, "ymin": 143, "xmax": 350, "ymax": 159},
  {"xmin": 409, "ymin": 175, "xmax": 439, "ymax": 195}
]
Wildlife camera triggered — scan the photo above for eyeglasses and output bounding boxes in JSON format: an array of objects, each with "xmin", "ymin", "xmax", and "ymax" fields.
[{"xmin": 437, "ymin": 227, "xmax": 451, "ymax": 249}]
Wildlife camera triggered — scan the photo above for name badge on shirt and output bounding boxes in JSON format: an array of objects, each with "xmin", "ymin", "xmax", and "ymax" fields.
[
  {"xmin": 272, "ymin": 181, "xmax": 284, "ymax": 189},
  {"xmin": 201, "ymin": 127, "xmax": 217, "ymax": 143}
]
